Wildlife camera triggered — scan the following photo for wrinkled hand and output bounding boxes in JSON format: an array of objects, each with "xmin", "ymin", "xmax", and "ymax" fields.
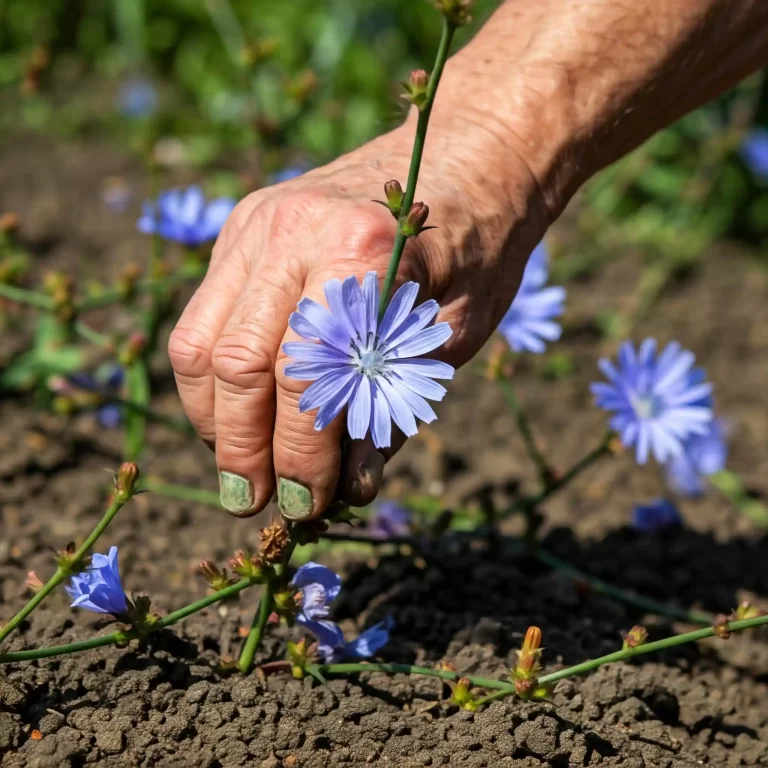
[{"xmin": 169, "ymin": 121, "xmax": 549, "ymax": 520}]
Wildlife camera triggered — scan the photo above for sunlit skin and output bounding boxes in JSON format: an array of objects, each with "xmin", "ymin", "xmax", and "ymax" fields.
[{"xmin": 168, "ymin": 0, "xmax": 768, "ymax": 520}]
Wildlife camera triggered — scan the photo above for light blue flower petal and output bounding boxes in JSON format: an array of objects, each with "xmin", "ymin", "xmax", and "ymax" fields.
[
  {"xmin": 378, "ymin": 282, "xmax": 419, "ymax": 341},
  {"xmin": 392, "ymin": 383, "xmax": 437, "ymax": 424},
  {"xmin": 347, "ymin": 375, "xmax": 371, "ymax": 440},
  {"xmin": 389, "ymin": 359, "xmax": 454, "ymax": 379},
  {"xmin": 381, "ymin": 300, "xmax": 439, "ymax": 353},
  {"xmin": 291, "ymin": 563, "xmax": 342, "ymax": 601},
  {"xmin": 284, "ymin": 361, "xmax": 348, "ymax": 381},
  {"xmin": 341, "ymin": 276, "xmax": 368, "ymax": 340},
  {"xmin": 391, "ymin": 369, "xmax": 447, "ymax": 402},
  {"xmin": 389, "ymin": 323, "xmax": 452, "ymax": 359},
  {"xmin": 296, "ymin": 299, "xmax": 352, "ymax": 352},
  {"xmin": 369, "ymin": 380, "xmax": 392, "ymax": 448},
  {"xmin": 299, "ymin": 369, "xmax": 357, "ymax": 413},
  {"xmin": 314, "ymin": 374, "xmax": 357, "ymax": 430},
  {"xmin": 362, "ymin": 271, "xmax": 379, "ymax": 340},
  {"xmin": 377, "ymin": 377, "xmax": 418, "ymax": 438}
]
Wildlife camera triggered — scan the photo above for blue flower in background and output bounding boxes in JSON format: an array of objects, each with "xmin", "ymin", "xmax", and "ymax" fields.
[
  {"xmin": 369, "ymin": 501, "xmax": 411, "ymax": 538},
  {"xmin": 632, "ymin": 498, "xmax": 682, "ymax": 532},
  {"xmin": 741, "ymin": 128, "xmax": 768, "ymax": 181},
  {"xmin": 665, "ymin": 418, "xmax": 728, "ymax": 497},
  {"xmin": 270, "ymin": 165, "xmax": 311, "ymax": 184},
  {"xmin": 65, "ymin": 546, "xmax": 128, "ymax": 615},
  {"xmin": 66, "ymin": 366, "xmax": 125, "ymax": 428},
  {"xmin": 117, "ymin": 78, "xmax": 158, "ymax": 119},
  {"xmin": 591, "ymin": 339, "xmax": 714, "ymax": 464},
  {"xmin": 290, "ymin": 561, "xmax": 393, "ymax": 662},
  {"xmin": 138, "ymin": 186, "xmax": 236, "ymax": 247},
  {"xmin": 284, "ymin": 272, "xmax": 454, "ymax": 448},
  {"xmin": 497, "ymin": 242, "xmax": 565, "ymax": 354}
]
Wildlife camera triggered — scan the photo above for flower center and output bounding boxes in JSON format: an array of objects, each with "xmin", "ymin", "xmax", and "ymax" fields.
[
  {"xmin": 631, "ymin": 393, "xmax": 661, "ymax": 420},
  {"xmin": 352, "ymin": 336, "xmax": 386, "ymax": 377}
]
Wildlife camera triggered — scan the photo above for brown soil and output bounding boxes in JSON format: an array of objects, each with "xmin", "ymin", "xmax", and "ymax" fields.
[{"xmin": 1, "ymin": 138, "xmax": 768, "ymax": 767}]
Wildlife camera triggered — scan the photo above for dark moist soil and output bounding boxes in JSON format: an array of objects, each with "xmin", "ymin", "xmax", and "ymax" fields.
[{"xmin": 2, "ymin": 138, "xmax": 768, "ymax": 767}]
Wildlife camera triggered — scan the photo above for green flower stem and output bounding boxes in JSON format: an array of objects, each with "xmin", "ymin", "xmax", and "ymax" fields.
[
  {"xmin": 533, "ymin": 548, "xmax": 714, "ymax": 625},
  {"xmin": 709, "ymin": 469, "xmax": 768, "ymax": 527},
  {"xmin": 0, "ymin": 283, "xmax": 54, "ymax": 310},
  {"xmin": 140, "ymin": 479, "xmax": 222, "ymax": 507},
  {"xmin": 378, "ymin": 17, "xmax": 456, "ymax": 315},
  {"xmin": 237, "ymin": 582, "xmax": 275, "ymax": 674},
  {"xmin": 0, "ymin": 577, "xmax": 259, "ymax": 664},
  {"xmin": 538, "ymin": 613, "xmax": 768, "ymax": 686},
  {"xmin": 73, "ymin": 320, "xmax": 112, "ymax": 349},
  {"xmin": 319, "ymin": 662, "xmax": 515, "ymax": 693},
  {"xmin": 498, "ymin": 378, "xmax": 551, "ymax": 490},
  {"xmin": 0, "ymin": 493, "xmax": 128, "ymax": 646}
]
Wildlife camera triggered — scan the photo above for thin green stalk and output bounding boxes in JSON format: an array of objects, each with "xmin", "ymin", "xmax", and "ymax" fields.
[
  {"xmin": 73, "ymin": 320, "xmax": 112, "ymax": 349},
  {"xmin": 533, "ymin": 548, "xmax": 713, "ymax": 625},
  {"xmin": 140, "ymin": 478, "xmax": 222, "ymax": 507},
  {"xmin": 237, "ymin": 582, "xmax": 274, "ymax": 674},
  {"xmin": 0, "ymin": 283, "xmax": 54, "ymax": 310},
  {"xmin": 378, "ymin": 18, "xmax": 456, "ymax": 315},
  {"xmin": 0, "ymin": 493, "xmax": 127, "ymax": 646},
  {"xmin": 0, "ymin": 577, "xmax": 259, "ymax": 664},
  {"xmin": 498, "ymin": 378, "xmax": 551, "ymax": 489},
  {"xmin": 538, "ymin": 613, "xmax": 768, "ymax": 686}
]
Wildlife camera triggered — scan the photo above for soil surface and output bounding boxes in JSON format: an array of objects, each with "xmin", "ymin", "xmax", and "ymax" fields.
[{"xmin": 2, "ymin": 138, "xmax": 768, "ymax": 767}]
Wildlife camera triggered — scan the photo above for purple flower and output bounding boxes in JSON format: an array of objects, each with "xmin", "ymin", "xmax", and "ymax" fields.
[
  {"xmin": 65, "ymin": 366, "xmax": 125, "ymax": 428},
  {"xmin": 283, "ymin": 272, "xmax": 454, "ymax": 448},
  {"xmin": 591, "ymin": 339, "xmax": 714, "ymax": 464},
  {"xmin": 498, "ymin": 242, "xmax": 565, "ymax": 354},
  {"xmin": 117, "ymin": 78, "xmax": 158, "ymax": 119},
  {"xmin": 317, "ymin": 616, "xmax": 395, "ymax": 663},
  {"xmin": 290, "ymin": 562, "xmax": 393, "ymax": 662},
  {"xmin": 138, "ymin": 186, "xmax": 236, "ymax": 247},
  {"xmin": 665, "ymin": 418, "xmax": 728, "ymax": 497},
  {"xmin": 369, "ymin": 501, "xmax": 411, "ymax": 538},
  {"xmin": 741, "ymin": 128, "xmax": 768, "ymax": 181},
  {"xmin": 65, "ymin": 546, "xmax": 128, "ymax": 615},
  {"xmin": 632, "ymin": 498, "xmax": 682, "ymax": 532}
]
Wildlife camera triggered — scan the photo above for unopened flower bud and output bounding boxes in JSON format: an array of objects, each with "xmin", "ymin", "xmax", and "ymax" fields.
[
  {"xmin": 43, "ymin": 271, "xmax": 75, "ymax": 324},
  {"xmin": 713, "ymin": 613, "xmax": 731, "ymax": 640},
  {"xmin": 512, "ymin": 626, "xmax": 545, "ymax": 696},
  {"xmin": 286, "ymin": 638, "xmax": 317, "ymax": 679},
  {"xmin": 117, "ymin": 262, "xmax": 142, "ymax": 300},
  {"xmin": 383, "ymin": 180, "xmax": 405, "ymax": 218},
  {"xmin": 400, "ymin": 69, "xmax": 430, "ymax": 110},
  {"xmin": 56, "ymin": 541, "xmax": 86, "ymax": 572},
  {"xmin": 197, "ymin": 560, "xmax": 236, "ymax": 592},
  {"xmin": 623, "ymin": 625, "xmax": 649, "ymax": 650},
  {"xmin": 448, "ymin": 677, "xmax": 478, "ymax": 710},
  {"xmin": 400, "ymin": 202, "xmax": 430, "ymax": 237},
  {"xmin": 228, "ymin": 549, "xmax": 266, "ymax": 579},
  {"xmin": 25, "ymin": 571, "xmax": 44, "ymax": 594},
  {"xmin": 115, "ymin": 461, "xmax": 140, "ymax": 501},
  {"xmin": 433, "ymin": 0, "xmax": 473, "ymax": 26},
  {"xmin": 119, "ymin": 332, "xmax": 147, "ymax": 366}
]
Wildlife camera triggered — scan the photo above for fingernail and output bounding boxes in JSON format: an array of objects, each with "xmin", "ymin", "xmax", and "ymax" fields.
[
  {"xmin": 278, "ymin": 477, "xmax": 314, "ymax": 520},
  {"xmin": 219, "ymin": 471, "xmax": 255, "ymax": 516}
]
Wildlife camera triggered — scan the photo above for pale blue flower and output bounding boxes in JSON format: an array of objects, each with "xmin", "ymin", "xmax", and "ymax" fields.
[
  {"xmin": 369, "ymin": 501, "xmax": 411, "ymax": 538},
  {"xmin": 591, "ymin": 339, "xmax": 714, "ymax": 464},
  {"xmin": 283, "ymin": 272, "xmax": 454, "ymax": 448},
  {"xmin": 632, "ymin": 498, "xmax": 682, "ymax": 532},
  {"xmin": 317, "ymin": 616, "xmax": 394, "ymax": 663},
  {"xmin": 117, "ymin": 78, "xmax": 158, "ymax": 119},
  {"xmin": 68, "ymin": 366, "xmax": 125, "ymax": 428},
  {"xmin": 498, "ymin": 242, "xmax": 565, "ymax": 353},
  {"xmin": 665, "ymin": 418, "xmax": 728, "ymax": 497},
  {"xmin": 137, "ymin": 186, "xmax": 236, "ymax": 247},
  {"xmin": 741, "ymin": 128, "xmax": 768, "ymax": 181},
  {"xmin": 65, "ymin": 546, "xmax": 128, "ymax": 615}
]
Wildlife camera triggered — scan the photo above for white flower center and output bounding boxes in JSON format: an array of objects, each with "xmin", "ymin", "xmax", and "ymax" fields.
[
  {"xmin": 631, "ymin": 393, "xmax": 661, "ymax": 420},
  {"xmin": 352, "ymin": 336, "xmax": 386, "ymax": 377}
]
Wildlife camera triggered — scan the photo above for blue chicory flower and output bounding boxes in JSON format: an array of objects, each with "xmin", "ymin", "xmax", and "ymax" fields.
[
  {"xmin": 67, "ymin": 366, "xmax": 125, "ymax": 428},
  {"xmin": 664, "ymin": 418, "xmax": 728, "ymax": 497},
  {"xmin": 283, "ymin": 272, "xmax": 454, "ymax": 448},
  {"xmin": 369, "ymin": 500, "xmax": 411, "ymax": 538},
  {"xmin": 497, "ymin": 241, "xmax": 565, "ymax": 354},
  {"xmin": 591, "ymin": 339, "xmax": 714, "ymax": 464},
  {"xmin": 65, "ymin": 546, "xmax": 128, "ymax": 615},
  {"xmin": 632, "ymin": 498, "xmax": 682, "ymax": 532},
  {"xmin": 117, "ymin": 78, "xmax": 158, "ymax": 119},
  {"xmin": 741, "ymin": 128, "xmax": 768, "ymax": 181},
  {"xmin": 137, "ymin": 186, "xmax": 236, "ymax": 247},
  {"xmin": 290, "ymin": 562, "xmax": 393, "ymax": 662}
]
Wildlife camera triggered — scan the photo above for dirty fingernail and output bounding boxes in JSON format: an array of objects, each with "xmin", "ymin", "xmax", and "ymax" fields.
[
  {"xmin": 219, "ymin": 471, "xmax": 255, "ymax": 516},
  {"xmin": 278, "ymin": 477, "xmax": 314, "ymax": 520}
]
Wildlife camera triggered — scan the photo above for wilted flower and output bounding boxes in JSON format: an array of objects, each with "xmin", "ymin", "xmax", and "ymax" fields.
[
  {"xmin": 591, "ymin": 339, "xmax": 714, "ymax": 464},
  {"xmin": 283, "ymin": 272, "xmax": 454, "ymax": 448},
  {"xmin": 632, "ymin": 498, "xmax": 682, "ymax": 532},
  {"xmin": 741, "ymin": 128, "xmax": 768, "ymax": 181},
  {"xmin": 65, "ymin": 546, "xmax": 128, "ymax": 615},
  {"xmin": 138, "ymin": 186, "xmax": 236, "ymax": 247},
  {"xmin": 497, "ymin": 242, "xmax": 565, "ymax": 354},
  {"xmin": 665, "ymin": 418, "xmax": 728, "ymax": 497},
  {"xmin": 369, "ymin": 501, "xmax": 411, "ymax": 538},
  {"xmin": 117, "ymin": 78, "xmax": 158, "ymax": 119},
  {"xmin": 290, "ymin": 562, "xmax": 392, "ymax": 662}
]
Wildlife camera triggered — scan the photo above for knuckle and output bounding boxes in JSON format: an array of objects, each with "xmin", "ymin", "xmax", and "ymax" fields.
[
  {"xmin": 168, "ymin": 325, "xmax": 213, "ymax": 377},
  {"xmin": 211, "ymin": 334, "xmax": 275, "ymax": 392},
  {"xmin": 269, "ymin": 190, "xmax": 327, "ymax": 242}
]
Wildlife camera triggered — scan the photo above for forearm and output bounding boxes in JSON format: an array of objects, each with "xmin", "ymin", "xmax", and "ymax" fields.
[{"xmin": 432, "ymin": 0, "xmax": 768, "ymax": 215}]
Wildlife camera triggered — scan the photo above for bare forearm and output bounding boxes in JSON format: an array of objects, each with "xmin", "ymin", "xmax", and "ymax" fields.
[{"xmin": 433, "ymin": 0, "xmax": 768, "ymax": 214}]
